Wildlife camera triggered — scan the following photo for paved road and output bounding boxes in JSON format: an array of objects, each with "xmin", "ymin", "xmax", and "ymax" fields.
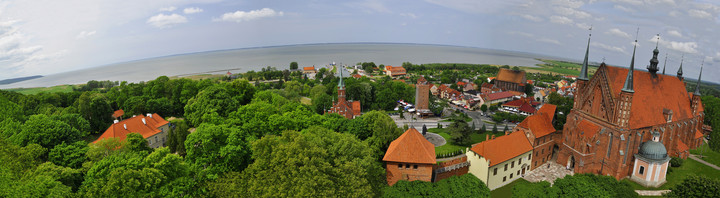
[{"xmin": 689, "ymin": 154, "xmax": 720, "ymax": 170}]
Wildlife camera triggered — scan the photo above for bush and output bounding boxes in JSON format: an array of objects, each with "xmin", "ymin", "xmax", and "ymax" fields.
[{"xmin": 670, "ymin": 157, "xmax": 683, "ymax": 167}]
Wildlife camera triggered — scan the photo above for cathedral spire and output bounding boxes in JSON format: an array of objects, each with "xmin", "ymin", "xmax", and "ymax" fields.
[
  {"xmin": 694, "ymin": 60, "xmax": 704, "ymax": 96},
  {"xmin": 647, "ymin": 34, "xmax": 660, "ymax": 76},
  {"xmin": 677, "ymin": 55, "xmax": 684, "ymax": 79},
  {"xmin": 622, "ymin": 28, "xmax": 639, "ymax": 93},
  {"xmin": 579, "ymin": 28, "xmax": 591, "ymax": 81},
  {"xmin": 662, "ymin": 53, "xmax": 667, "ymax": 75},
  {"xmin": 338, "ymin": 64, "xmax": 345, "ymax": 89}
]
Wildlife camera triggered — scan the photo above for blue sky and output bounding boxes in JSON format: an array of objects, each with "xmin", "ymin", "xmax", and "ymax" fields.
[{"xmin": 1, "ymin": 0, "xmax": 718, "ymax": 82}]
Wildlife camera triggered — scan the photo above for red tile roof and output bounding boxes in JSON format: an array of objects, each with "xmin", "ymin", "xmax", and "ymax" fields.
[
  {"xmin": 518, "ymin": 113, "xmax": 556, "ymax": 138},
  {"xmin": 695, "ymin": 129, "xmax": 704, "ymax": 139},
  {"xmin": 470, "ymin": 131, "xmax": 533, "ymax": 167},
  {"xmin": 676, "ymin": 139, "xmax": 689, "ymax": 152},
  {"xmin": 303, "ymin": 66, "xmax": 315, "ymax": 71},
  {"xmin": 383, "ymin": 128, "xmax": 436, "ymax": 164},
  {"xmin": 481, "ymin": 83, "xmax": 494, "ymax": 89},
  {"xmin": 112, "ymin": 109, "xmax": 124, "ymax": 118},
  {"xmin": 537, "ymin": 104, "xmax": 557, "ymax": 121},
  {"xmin": 457, "ymin": 81, "xmax": 467, "ymax": 86},
  {"xmin": 578, "ymin": 119, "xmax": 601, "ymax": 138},
  {"xmin": 385, "ymin": 65, "xmax": 406, "ymax": 76},
  {"xmin": 352, "ymin": 101, "xmax": 361, "ymax": 116},
  {"xmin": 484, "ymin": 91, "xmax": 515, "ymax": 101},
  {"xmin": 518, "ymin": 103, "xmax": 536, "ymax": 114},
  {"xmin": 352, "ymin": 74, "xmax": 362, "ymax": 79},
  {"xmin": 94, "ymin": 113, "xmax": 169, "ymax": 143},
  {"xmin": 604, "ymin": 65, "xmax": 696, "ymax": 129},
  {"xmin": 497, "ymin": 68, "xmax": 526, "ymax": 84}
]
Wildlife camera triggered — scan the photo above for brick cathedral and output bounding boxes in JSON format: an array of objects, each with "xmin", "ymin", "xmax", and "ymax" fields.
[{"xmin": 556, "ymin": 33, "xmax": 706, "ymax": 180}]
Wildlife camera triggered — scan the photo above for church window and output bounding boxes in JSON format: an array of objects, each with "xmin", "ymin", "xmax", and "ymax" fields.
[{"xmin": 639, "ymin": 166, "xmax": 645, "ymax": 175}]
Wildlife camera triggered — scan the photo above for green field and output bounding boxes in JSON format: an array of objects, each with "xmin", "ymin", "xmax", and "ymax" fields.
[
  {"xmin": 624, "ymin": 158, "xmax": 720, "ymax": 190},
  {"xmin": 5, "ymin": 85, "xmax": 76, "ymax": 95},
  {"xmin": 690, "ymin": 143, "xmax": 720, "ymax": 167},
  {"xmin": 490, "ymin": 178, "xmax": 530, "ymax": 197},
  {"xmin": 520, "ymin": 59, "xmax": 598, "ymax": 76}
]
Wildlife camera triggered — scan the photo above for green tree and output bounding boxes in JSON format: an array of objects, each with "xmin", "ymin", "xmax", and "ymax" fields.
[
  {"xmin": 480, "ymin": 124, "xmax": 486, "ymax": 133},
  {"xmin": 480, "ymin": 104, "xmax": 488, "ymax": 112},
  {"xmin": 362, "ymin": 111, "xmax": 404, "ymax": 156},
  {"xmin": 290, "ymin": 61, "xmax": 299, "ymax": 70},
  {"xmin": 76, "ymin": 92, "xmax": 113, "ymax": 133},
  {"xmin": 184, "ymin": 85, "xmax": 237, "ymax": 127},
  {"xmin": 702, "ymin": 95, "xmax": 720, "ymax": 151},
  {"xmin": 184, "ymin": 124, "xmax": 251, "ymax": 178},
  {"xmin": 10, "ymin": 114, "xmax": 82, "ymax": 149},
  {"xmin": 492, "ymin": 124, "xmax": 498, "ymax": 133},
  {"xmin": 447, "ymin": 118, "xmax": 472, "ymax": 145},
  {"xmin": 524, "ymin": 83, "xmax": 534, "ymax": 98},
  {"xmin": 167, "ymin": 119, "xmax": 190, "ymax": 156},
  {"xmin": 664, "ymin": 175, "xmax": 720, "ymax": 198},
  {"xmin": 217, "ymin": 127, "xmax": 385, "ymax": 197},
  {"xmin": 146, "ymin": 98, "xmax": 173, "ymax": 116},
  {"xmin": 124, "ymin": 133, "xmax": 152, "ymax": 154},
  {"xmin": 383, "ymin": 174, "xmax": 490, "ymax": 197},
  {"xmin": 123, "ymin": 96, "xmax": 148, "ymax": 116},
  {"xmin": 513, "ymin": 174, "xmax": 637, "ymax": 198},
  {"xmin": 48, "ymin": 141, "xmax": 89, "ymax": 169}
]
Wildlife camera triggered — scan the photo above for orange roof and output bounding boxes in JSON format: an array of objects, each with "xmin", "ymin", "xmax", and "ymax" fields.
[
  {"xmin": 112, "ymin": 109, "xmax": 124, "ymax": 118},
  {"xmin": 676, "ymin": 139, "xmax": 689, "ymax": 152},
  {"xmin": 508, "ymin": 91, "xmax": 525, "ymax": 96},
  {"xmin": 537, "ymin": 104, "xmax": 557, "ymax": 121},
  {"xmin": 94, "ymin": 113, "xmax": 169, "ymax": 143},
  {"xmin": 496, "ymin": 68, "xmax": 526, "ymax": 84},
  {"xmin": 470, "ymin": 131, "xmax": 532, "ymax": 167},
  {"xmin": 604, "ymin": 65, "xmax": 696, "ymax": 129},
  {"xmin": 695, "ymin": 129, "xmax": 704, "ymax": 139},
  {"xmin": 457, "ymin": 82, "xmax": 467, "ymax": 86},
  {"xmin": 383, "ymin": 128, "xmax": 436, "ymax": 164},
  {"xmin": 352, "ymin": 74, "xmax": 362, "ymax": 79},
  {"xmin": 484, "ymin": 91, "xmax": 515, "ymax": 101},
  {"xmin": 517, "ymin": 113, "xmax": 555, "ymax": 138},
  {"xmin": 303, "ymin": 66, "xmax": 315, "ymax": 71},
  {"xmin": 385, "ymin": 65, "xmax": 406, "ymax": 76},
  {"xmin": 578, "ymin": 120, "xmax": 601, "ymax": 138}
]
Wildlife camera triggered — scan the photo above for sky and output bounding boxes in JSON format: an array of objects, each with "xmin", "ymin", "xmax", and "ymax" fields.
[{"xmin": 1, "ymin": 0, "xmax": 718, "ymax": 83}]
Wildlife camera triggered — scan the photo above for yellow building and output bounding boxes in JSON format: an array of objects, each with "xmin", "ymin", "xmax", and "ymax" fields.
[{"xmin": 466, "ymin": 131, "xmax": 533, "ymax": 190}]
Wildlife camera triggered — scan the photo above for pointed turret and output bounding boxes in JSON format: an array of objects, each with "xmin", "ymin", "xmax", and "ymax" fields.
[
  {"xmin": 694, "ymin": 60, "xmax": 704, "ymax": 96},
  {"xmin": 677, "ymin": 55, "xmax": 684, "ymax": 80},
  {"xmin": 647, "ymin": 34, "xmax": 660, "ymax": 76},
  {"xmin": 662, "ymin": 53, "xmax": 667, "ymax": 75},
  {"xmin": 622, "ymin": 38, "xmax": 638, "ymax": 93},
  {"xmin": 579, "ymin": 33, "xmax": 591, "ymax": 81}
]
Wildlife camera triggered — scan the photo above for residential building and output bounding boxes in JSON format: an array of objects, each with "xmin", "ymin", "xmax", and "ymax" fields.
[
  {"xmin": 385, "ymin": 65, "xmax": 407, "ymax": 78},
  {"xmin": 303, "ymin": 66, "xmax": 316, "ymax": 74},
  {"xmin": 480, "ymin": 91, "xmax": 516, "ymax": 105},
  {"xmin": 327, "ymin": 68, "xmax": 361, "ymax": 119},
  {"xmin": 384, "ymin": 128, "xmax": 436, "ymax": 186},
  {"xmin": 94, "ymin": 113, "xmax": 170, "ymax": 148},
  {"xmin": 495, "ymin": 68, "xmax": 526, "ymax": 92},
  {"xmin": 466, "ymin": 131, "xmax": 533, "ymax": 190},
  {"xmin": 513, "ymin": 104, "xmax": 559, "ymax": 170},
  {"xmin": 501, "ymin": 98, "xmax": 540, "ymax": 116}
]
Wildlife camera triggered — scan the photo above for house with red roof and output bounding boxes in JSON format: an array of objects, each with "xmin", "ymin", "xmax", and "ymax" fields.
[
  {"xmin": 112, "ymin": 109, "xmax": 124, "ymax": 120},
  {"xmin": 501, "ymin": 98, "xmax": 540, "ymax": 116},
  {"xmin": 383, "ymin": 128, "xmax": 436, "ymax": 186},
  {"xmin": 302, "ymin": 66, "xmax": 316, "ymax": 74},
  {"xmin": 327, "ymin": 68, "xmax": 361, "ymax": 119},
  {"xmin": 466, "ymin": 131, "xmax": 533, "ymax": 190},
  {"xmin": 94, "ymin": 113, "xmax": 170, "ymax": 148},
  {"xmin": 496, "ymin": 68, "xmax": 527, "ymax": 92},
  {"xmin": 512, "ymin": 104, "xmax": 558, "ymax": 169},
  {"xmin": 480, "ymin": 91, "xmax": 517, "ymax": 105},
  {"xmin": 384, "ymin": 65, "xmax": 407, "ymax": 78}
]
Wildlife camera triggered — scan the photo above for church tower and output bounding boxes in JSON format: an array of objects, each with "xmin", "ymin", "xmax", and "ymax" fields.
[
  {"xmin": 616, "ymin": 34, "xmax": 638, "ymax": 128},
  {"xmin": 575, "ymin": 30, "xmax": 591, "ymax": 109},
  {"xmin": 692, "ymin": 61, "xmax": 703, "ymax": 115},
  {"xmin": 677, "ymin": 55, "xmax": 684, "ymax": 81},
  {"xmin": 337, "ymin": 66, "xmax": 346, "ymax": 103}
]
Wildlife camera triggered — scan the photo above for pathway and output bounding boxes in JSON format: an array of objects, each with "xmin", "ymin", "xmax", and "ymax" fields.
[
  {"xmin": 523, "ymin": 161, "xmax": 573, "ymax": 184},
  {"xmin": 689, "ymin": 154, "xmax": 720, "ymax": 170},
  {"xmin": 635, "ymin": 190, "xmax": 671, "ymax": 196}
]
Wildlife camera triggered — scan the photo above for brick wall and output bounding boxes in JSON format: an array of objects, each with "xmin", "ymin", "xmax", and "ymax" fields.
[{"xmin": 433, "ymin": 156, "xmax": 469, "ymax": 182}]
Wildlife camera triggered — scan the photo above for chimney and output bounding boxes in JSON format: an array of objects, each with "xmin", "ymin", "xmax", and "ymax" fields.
[
  {"xmin": 486, "ymin": 134, "xmax": 489, "ymax": 141},
  {"xmin": 147, "ymin": 113, "xmax": 152, "ymax": 118},
  {"xmin": 142, "ymin": 118, "xmax": 146, "ymax": 125},
  {"xmin": 491, "ymin": 135, "xmax": 495, "ymax": 139},
  {"xmin": 123, "ymin": 124, "xmax": 127, "ymax": 130},
  {"xmin": 113, "ymin": 120, "xmax": 119, "ymax": 124}
]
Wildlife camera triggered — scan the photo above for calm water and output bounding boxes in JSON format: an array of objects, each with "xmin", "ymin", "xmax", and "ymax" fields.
[{"xmin": 0, "ymin": 43, "xmax": 550, "ymax": 89}]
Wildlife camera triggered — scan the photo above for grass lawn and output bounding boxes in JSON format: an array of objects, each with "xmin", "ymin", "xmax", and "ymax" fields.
[
  {"xmin": 6, "ymin": 85, "xmax": 75, "ymax": 95},
  {"xmin": 520, "ymin": 59, "xmax": 599, "ymax": 76},
  {"xmin": 690, "ymin": 143, "xmax": 720, "ymax": 167},
  {"xmin": 430, "ymin": 128, "xmax": 506, "ymax": 156},
  {"xmin": 624, "ymin": 158, "xmax": 720, "ymax": 190},
  {"xmin": 490, "ymin": 178, "xmax": 530, "ymax": 198}
]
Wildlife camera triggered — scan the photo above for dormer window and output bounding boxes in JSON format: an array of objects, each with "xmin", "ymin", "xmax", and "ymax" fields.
[{"xmin": 663, "ymin": 109, "xmax": 673, "ymax": 123}]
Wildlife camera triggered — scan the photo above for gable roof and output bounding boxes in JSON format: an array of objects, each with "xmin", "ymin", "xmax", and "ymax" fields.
[
  {"xmin": 484, "ymin": 91, "xmax": 515, "ymax": 101},
  {"xmin": 695, "ymin": 129, "xmax": 704, "ymax": 139},
  {"xmin": 518, "ymin": 113, "xmax": 556, "ymax": 138},
  {"xmin": 112, "ymin": 109, "xmax": 124, "ymax": 118},
  {"xmin": 497, "ymin": 68, "xmax": 526, "ymax": 84},
  {"xmin": 603, "ymin": 65, "xmax": 696, "ymax": 129},
  {"xmin": 383, "ymin": 128, "xmax": 436, "ymax": 164},
  {"xmin": 537, "ymin": 104, "xmax": 557, "ymax": 121},
  {"xmin": 470, "ymin": 131, "xmax": 533, "ymax": 167},
  {"xmin": 94, "ymin": 113, "xmax": 169, "ymax": 143},
  {"xmin": 676, "ymin": 139, "xmax": 689, "ymax": 152}
]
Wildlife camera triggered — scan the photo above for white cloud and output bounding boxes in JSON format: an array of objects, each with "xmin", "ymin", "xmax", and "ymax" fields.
[
  {"xmin": 146, "ymin": 13, "xmax": 187, "ymax": 28},
  {"xmin": 549, "ymin": 15, "xmax": 573, "ymax": 24},
  {"xmin": 75, "ymin": 30, "xmax": 96, "ymax": 39},
  {"xmin": 605, "ymin": 28, "xmax": 631, "ymax": 38},
  {"xmin": 576, "ymin": 23, "xmax": 591, "ymax": 30},
  {"xmin": 613, "ymin": 5, "xmax": 635, "ymax": 13},
  {"xmin": 508, "ymin": 31, "xmax": 533, "ymax": 38},
  {"xmin": 215, "ymin": 8, "xmax": 284, "ymax": 23},
  {"xmin": 159, "ymin": 6, "xmax": 176, "ymax": 12},
  {"xmin": 667, "ymin": 30, "xmax": 683, "ymax": 37},
  {"xmin": 537, "ymin": 38, "xmax": 561, "ymax": 45},
  {"xmin": 591, "ymin": 42, "xmax": 626, "ymax": 53},
  {"xmin": 688, "ymin": 9, "xmax": 712, "ymax": 19},
  {"xmin": 183, "ymin": 7, "xmax": 203, "ymax": 14},
  {"xmin": 400, "ymin": 13, "xmax": 417, "ymax": 19},
  {"xmin": 649, "ymin": 35, "xmax": 698, "ymax": 54},
  {"xmin": 349, "ymin": 0, "xmax": 391, "ymax": 13},
  {"xmin": 521, "ymin": 14, "xmax": 543, "ymax": 22},
  {"xmin": 552, "ymin": 0, "xmax": 584, "ymax": 8},
  {"xmin": 612, "ymin": 0, "xmax": 644, "ymax": 6},
  {"xmin": 554, "ymin": 7, "xmax": 591, "ymax": 19},
  {"xmin": 669, "ymin": 10, "xmax": 680, "ymax": 17},
  {"xmin": 0, "ymin": 20, "xmax": 60, "ymax": 76}
]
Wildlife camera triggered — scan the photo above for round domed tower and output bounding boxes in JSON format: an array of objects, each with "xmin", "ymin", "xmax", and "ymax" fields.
[{"xmin": 631, "ymin": 132, "xmax": 671, "ymax": 187}]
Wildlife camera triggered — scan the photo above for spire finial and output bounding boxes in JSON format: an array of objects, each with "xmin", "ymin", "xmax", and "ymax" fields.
[
  {"xmin": 662, "ymin": 53, "xmax": 667, "ymax": 75},
  {"xmin": 579, "ymin": 27, "xmax": 592, "ymax": 81},
  {"xmin": 677, "ymin": 54, "xmax": 684, "ymax": 79},
  {"xmin": 694, "ymin": 59, "xmax": 704, "ymax": 96},
  {"xmin": 622, "ymin": 28, "xmax": 639, "ymax": 93}
]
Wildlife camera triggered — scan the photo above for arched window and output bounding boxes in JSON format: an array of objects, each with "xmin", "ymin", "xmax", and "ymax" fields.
[{"xmin": 639, "ymin": 166, "xmax": 645, "ymax": 175}]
